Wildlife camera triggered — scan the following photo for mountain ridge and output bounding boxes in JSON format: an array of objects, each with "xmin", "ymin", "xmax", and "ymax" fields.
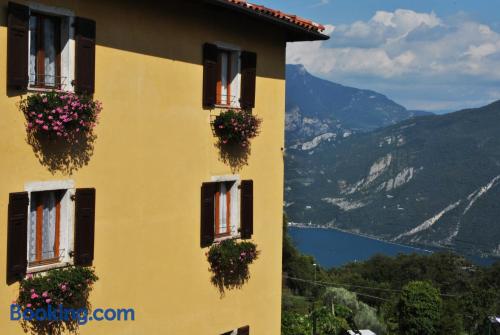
[{"xmin": 284, "ymin": 66, "xmax": 500, "ymax": 257}]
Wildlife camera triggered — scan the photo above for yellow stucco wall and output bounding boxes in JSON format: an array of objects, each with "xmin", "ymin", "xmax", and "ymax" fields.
[{"xmin": 0, "ymin": 1, "xmax": 286, "ymax": 333}]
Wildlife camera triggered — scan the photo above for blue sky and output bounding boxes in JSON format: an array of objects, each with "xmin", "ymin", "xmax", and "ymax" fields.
[{"xmin": 257, "ymin": 0, "xmax": 500, "ymax": 112}]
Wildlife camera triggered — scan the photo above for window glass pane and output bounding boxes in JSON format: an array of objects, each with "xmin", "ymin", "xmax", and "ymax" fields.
[
  {"xmin": 29, "ymin": 16, "xmax": 37, "ymax": 85},
  {"xmin": 43, "ymin": 17, "xmax": 57, "ymax": 87}
]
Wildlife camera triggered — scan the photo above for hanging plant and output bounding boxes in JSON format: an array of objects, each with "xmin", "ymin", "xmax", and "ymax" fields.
[
  {"xmin": 20, "ymin": 91, "xmax": 102, "ymax": 143},
  {"xmin": 213, "ymin": 109, "xmax": 261, "ymax": 148},
  {"xmin": 14, "ymin": 266, "xmax": 98, "ymax": 334},
  {"xmin": 207, "ymin": 239, "xmax": 259, "ymax": 293}
]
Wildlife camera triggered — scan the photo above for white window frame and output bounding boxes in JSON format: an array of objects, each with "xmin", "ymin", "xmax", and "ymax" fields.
[
  {"xmin": 211, "ymin": 175, "xmax": 241, "ymax": 241},
  {"xmin": 214, "ymin": 42, "xmax": 241, "ymax": 109},
  {"xmin": 27, "ymin": 2, "xmax": 75, "ymax": 92},
  {"xmin": 24, "ymin": 180, "xmax": 75, "ymax": 273}
]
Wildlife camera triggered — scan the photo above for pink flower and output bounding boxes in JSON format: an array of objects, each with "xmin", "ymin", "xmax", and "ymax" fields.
[
  {"xmin": 30, "ymin": 289, "xmax": 35, "ymax": 293},
  {"xmin": 26, "ymin": 303, "xmax": 32, "ymax": 308},
  {"xmin": 60, "ymin": 284, "xmax": 67, "ymax": 291},
  {"xmin": 42, "ymin": 98, "xmax": 48, "ymax": 103},
  {"xmin": 42, "ymin": 125, "xmax": 49, "ymax": 131},
  {"xmin": 30, "ymin": 293, "xmax": 38, "ymax": 299},
  {"xmin": 37, "ymin": 114, "xmax": 43, "ymax": 118},
  {"xmin": 42, "ymin": 291, "xmax": 48, "ymax": 298},
  {"xmin": 45, "ymin": 299, "xmax": 51, "ymax": 304}
]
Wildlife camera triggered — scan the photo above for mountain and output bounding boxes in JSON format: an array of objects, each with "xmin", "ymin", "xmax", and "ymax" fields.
[
  {"xmin": 285, "ymin": 100, "xmax": 500, "ymax": 257},
  {"xmin": 285, "ymin": 64, "xmax": 432, "ymax": 148}
]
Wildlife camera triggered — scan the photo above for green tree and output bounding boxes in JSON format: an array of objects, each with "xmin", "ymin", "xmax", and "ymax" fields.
[
  {"xmin": 397, "ymin": 281, "xmax": 442, "ymax": 335},
  {"xmin": 282, "ymin": 311, "xmax": 312, "ymax": 335}
]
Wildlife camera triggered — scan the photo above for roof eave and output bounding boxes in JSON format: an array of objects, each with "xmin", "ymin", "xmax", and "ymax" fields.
[{"xmin": 203, "ymin": 0, "xmax": 330, "ymax": 42}]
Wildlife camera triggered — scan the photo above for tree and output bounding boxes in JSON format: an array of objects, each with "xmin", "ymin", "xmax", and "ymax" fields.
[{"xmin": 397, "ymin": 281, "xmax": 442, "ymax": 335}]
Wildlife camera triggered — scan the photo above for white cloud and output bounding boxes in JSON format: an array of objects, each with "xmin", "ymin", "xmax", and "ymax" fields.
[{"xmin": 287, "ymin": 9, "xmax": 500, "ymax": 111}]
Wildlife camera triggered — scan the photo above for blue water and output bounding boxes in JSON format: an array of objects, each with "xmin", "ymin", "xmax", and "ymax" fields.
[{"xmin": 288, "ymin": 227, "xmax": 498, "ymax": 268}]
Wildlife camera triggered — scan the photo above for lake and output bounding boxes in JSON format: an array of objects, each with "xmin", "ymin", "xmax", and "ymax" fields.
[{"xmin": 288, "ymin": 227, "xmax": 498, "ymax": 268}]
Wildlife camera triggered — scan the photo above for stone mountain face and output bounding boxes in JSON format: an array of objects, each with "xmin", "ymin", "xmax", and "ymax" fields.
[
  {"xmin": 285, "ymin": 73, "xmax": 500, "ymax": 256},
  {"xmin": 285, "ymin": 64, "xmax": 432, "ymax": 149}
]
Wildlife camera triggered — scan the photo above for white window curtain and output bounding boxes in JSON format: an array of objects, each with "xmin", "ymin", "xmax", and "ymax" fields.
[
  {"xmin": 29, "ymin": 192, "xmax": 57, "ymax": 262},
  {"xmin": 219, "ymin": 183, "xmax": 228, "ymax": 233},
  {"xmin": 28, "ymin": 197, "xmax": 37, "ymax": 263},
  {"xmin": 29, "ymin": 16, "xmax": 37, "ymax": 85},
  {"xmin": 42, "ymin": 192, "xmax": 56, "ymax": 260},
  {"xmin": 43, "ymin": 18, "xmax": 57, "ymax": 87},
  {"xmin": 220, "ymin": 52, "xmax": 229, "ymax": 105}
]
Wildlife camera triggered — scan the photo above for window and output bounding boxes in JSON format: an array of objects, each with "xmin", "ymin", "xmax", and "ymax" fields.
[
  {"xmin": 26, "ymin": 181, "xmax": 75, "ymax": 271},
  {"xmin": 216, "ymin": 49, "xmax": 240, "ymax": 107},
  {"xmin": 28, "ymin": 190, "xmax": 66, "ymax": 266},
  {"xmin": 29, "ymin": 13, "xmax": 62, "ymax": 88},
  {"xmin": 202, "ymin": 43, "xmax": 256, "ymax": 109},
  {"xmin": 7, "ymin": 2, "xmax": 96, "ymax": 93},
  {"xmin": 215, "ymin": 181, "xmax": 237, "ymax": 238},
  {"xmin": 6, "ymin": 181, "xmax": 96, "ymax": 282},
  {"xmin": 27, "ymin": 5, "xmax": 73, "ymax": 91},
  {"xmin": 200, "ymin": 179, "xmax": 254, "ymax": 247}
]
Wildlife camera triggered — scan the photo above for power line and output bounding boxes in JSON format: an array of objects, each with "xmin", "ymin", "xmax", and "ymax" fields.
[
  {"xmin": 283, "ymin": 275, "xmax": 461, "ymax": 298},
  {"xmin": 284, "ymin": 275, "xmax": 391, "ymax": 301}
]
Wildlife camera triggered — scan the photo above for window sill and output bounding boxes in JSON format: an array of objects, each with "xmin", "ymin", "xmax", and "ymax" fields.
[
  {"xmin": 214, "ymin": 234, "xmax": 241, "ymax": 243},
  {"xmin": 27, "ymin": 86, "xmax": 73, "ymax": 93},
  {"xmin": 215, "ymin": 104, "xmax": 241, "ymax": 110},
  {"xmin": 27, "ymin": 260, "xmax": 73, "ymax": 274}
]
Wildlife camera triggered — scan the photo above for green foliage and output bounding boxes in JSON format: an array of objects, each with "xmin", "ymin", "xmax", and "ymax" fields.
[
  {"xmin": 312, "ymin": 306, "xmax": 350, "ymax": 335},
  {"xmin": 282, "ymin": 311, "xmax": 312, "ymax": 335},
  {"xmin": 323, "ymin": 287, "xmax": 385, "ymax": 334},
  {"xmin": 397, "ymin": 281, "xmax": 442, "ymax": 335},
  {"xmin": 16, "ymin": 266, "xmax": 98, "ymax": 335},
  {"xmin": 207, "ymin": 239, "xmax": 259, "ymax": 293}
]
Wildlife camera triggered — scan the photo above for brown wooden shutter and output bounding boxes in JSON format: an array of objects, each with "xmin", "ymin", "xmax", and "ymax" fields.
[
  {"xmin": 74, "ymin": 188, "xmax": 96, "ymax": 266},
  {"xmin": 202, "ymin": 43, "xmax": 218, "ymax": 108},
  {"xmin": 200, "ymin": 182, "xmax": 217, "ymax": 247},
  {"xmin": 7, "ymin": 2, "xmax": 29, "ymax": 90},
  {"xmin": 7, "ymin": 192, "xmax": 28, "ymax": 284},
  {"xmin": 74, "ymin": 17, "xmax": 96, "ymax": 94},
  {"xmin": 240, "ymin": 51, "xmax": 257, "ymax": 109},
  {"xmin": 237, "ymin": 326, "xmax": 250, "ymax": 335},
  {"xmin": 240, "ymin": 180, "xmax": 253, "ymax": 239}
]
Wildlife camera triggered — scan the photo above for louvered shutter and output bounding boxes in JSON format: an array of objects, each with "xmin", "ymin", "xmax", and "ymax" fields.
[
  {"xmin": 7, "ymin": 2, "xmax": 29, "ymax": 90},
  {"xmin": 74, "ymin": 188, "xmax": 96, "ymax": 266},
  {"xmin": 240, "ymin": 180, "xmax": 253, "ymax": 239},
  {"xmin": 238, "ymin": 326, "xmax": 250, "ymax": 335},
  {"xmin": 74, "ymin": 17, "xmax": 96, "ymax": 94},
  {"xmin": 240, "ymin": 51, "xmax": 257, "ymax": 109},
  {"xmin": 7, "ymin": 192, "xmax": 28, "ymax": 284},
  {"xmin": 202, "ymin": 43, "xmax": 218, "ymax": 108},
  {"xmin": 201, "ymin": 182, "xmax": 217, "ymax": 247}
]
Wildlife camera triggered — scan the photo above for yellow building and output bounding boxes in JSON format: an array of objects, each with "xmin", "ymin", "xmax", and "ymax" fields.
[{"xmin": 0, "ymin": 0, "xmax": 327, "ymax": 333}]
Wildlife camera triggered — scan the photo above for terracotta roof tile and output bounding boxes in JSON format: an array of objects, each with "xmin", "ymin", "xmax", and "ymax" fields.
[{"xmin": 224, "ymin": 0, "xmax": 326, "ymax": 33}]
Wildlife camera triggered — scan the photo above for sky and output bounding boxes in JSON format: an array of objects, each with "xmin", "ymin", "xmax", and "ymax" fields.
[{"xmin": 256, "ymin": 0, "xmax": 500, "ymax": 113}]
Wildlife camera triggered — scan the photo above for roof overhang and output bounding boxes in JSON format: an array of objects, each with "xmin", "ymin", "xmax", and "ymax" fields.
[{"xmin": 203, "ymin": 0, "xmax": 330, "ymax": 42}]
